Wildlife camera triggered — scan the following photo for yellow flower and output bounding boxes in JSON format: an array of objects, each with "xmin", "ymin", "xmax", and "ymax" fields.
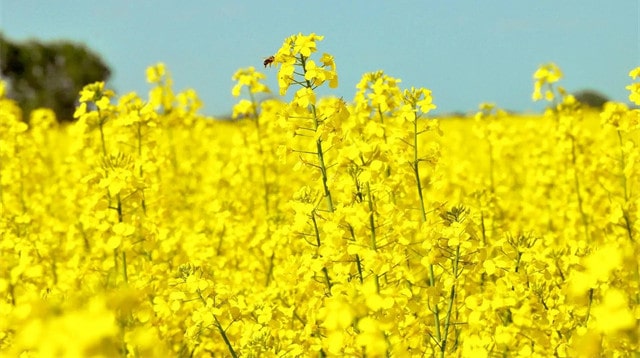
[
  {"xmin": 592, "ymin": 289, "xmax": 635, "ymax": 334},
  {"xmin": 569, "ymin": 244, "xmax": 624, "ymax": 295},
  {"xmin": 304, "ymin": 60, "xmax": 327, "ymax": 84},
  {"xmin": 533, "ymin": 62, "xmax": 563, "ymax": 83},
  {"xmin": 232, "ymin": 99, "xmax": 255, "ymax": 119},
  {"xmin": 355, "ymin": 317, "xmax": 388, "ymax": 355},
  {"xmin": 320, "ymin": 53, "xmax": 339, "ymax": 88},
  {"xmin": 78, "ymin": 81, "xmax": 115, "ymax": 103},
  {"xmin": 532, "ymin": 63, "xmax": 563, "ymax": 102},
  {"xmin": 146, "ymin": 63, "xmax": 166, "ymax": 83},
  {"xmin": 600, "ymin": 101, "xmax": 638, "ymax": 131},
  {"xmin": 626, "ymin": 67, "xmax": 640, "ymax": 105},
  {"xmin": 320, "ymin": 53, "xmax": 335, "ymax": 70},
  {"xmin": 277, "ymin": 62, "xmax": 296, "ymax": 96},
  {"xmin": 293, "ymin": 87, "xmax": 316, "ymax": 108},
  {"xmin": 231, "ymin": 67, "xmax": 270, "ymax": 97},
  {"xmin": 416, "ymin": 89, "xmax": 436, "ymax": 113},
  {"xmin": 273, "ymin": 33, "xmax": 331, "ymax": 95},
  {"xmin": 79, "ymin": 84, "xmax": 100, "ymax": 102},
  {"xmin": 321, "ymin": 297, "xmax": 354, "ymax": 331},
  {"xmin": 293, "ymin": 33, "xmax": 324, "ymax": 57},
  {"xmin": 96, "ymin": 96, "xmax": 111, "ymax": 111},
  {"xmin": 402, "ymin": 87, "xmax": 437, "ymax": 117},
  {"xmin": 73, "ymin": 102, "xmax": 87, "ymax": 118}
]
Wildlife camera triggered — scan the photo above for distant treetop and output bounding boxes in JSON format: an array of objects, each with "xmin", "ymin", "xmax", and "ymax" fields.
[
  {"xmin": 0, "ymin": 33, "xmax": 111, "ymax": 122},
  {"xmin": 573, "ymin": 89, "xmax": 610, "ymax": 109}
]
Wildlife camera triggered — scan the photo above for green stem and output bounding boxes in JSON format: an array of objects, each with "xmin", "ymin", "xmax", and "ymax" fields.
[
  {"xmin": 122, "ymin": 251, "xmax": 128, "ymax": 284},
  {"xmin": 440, "ymin": 245, "xmax": 460, "ymax": 357},
  {"xmin": 120, "ymin": 318, "xmax": 128, "ymax": 358},
  {"xmin": 300, "ymin": 55, "xmax": 334, "ymax": 213},
  {"xmin": 584, "ymin": 288, "xmax": 594, "ymax": 327},
  {"xmin": 116, "ymin": 193, "xmax": 123, "ymax": 222},
  {"xmin": 617, "ymin": 131, "xmax": 634, "ymax": 242},
  {"xmin": 311, "ymin": 212, "xmax": 332, "ymax": 292},
  {"xmin": 116, "ymin": 194, "xmax": 127, "ymax": 284},
  {"xmin": 311, "ymin": 211, "xmax": 321, "ymax": 247},
  {"xmin": 366, "ymin": 183, "xmax": 377, "ymax": 250},
  {"xmin": 377, "ymin": 105, "xmax": 395, "ymax": 204},
  {"xmin": 98, "ymin": 110, "xmax": 108, "ymax": 156},
  {"xmin": 113, "ymin": 249, "xmax": 119, "ymax": 279},
  {"xmin": 429, "ymin": 265, "xmax": 442, "ymax": 344},
  {"xmin": 214, "ymin": 315, "xmax": 238, "ymax": 358},
  {"xmin": 570, "ymin": 137, "xmax": 589, "ymax": 242},
  {"xmin": 412, "ymin": 113, "xmax": 427, "ymax": 222},
  {"xmin": 355, "ymin": 254, "xmax": 364, "ymax": 284},
  {"xmin": 409, "ymin": 110, "xmax": 442, "ymax": 349},
  {"xmin": 322, "ymin": 267, "xmax": 333, "ymax": 291},
  {"xmin": 99, "ymin": 124, "xmax": 107, "ymax": 157},
  {"xmin": 265, "ymin": 252, "xmax": 275, "ymax": 286},
  {"xmin": 479, "ymin": 201, "xmax": 487, "ymax": 246},
  {"xmin": 616, "ymin": 131, "xmax": 639, "ymax": 304},
  {"xmin": 136, "ymin": 121, "xmax": 147, "ymax": 214},
  {"xmin": 314, "ymin": 115, "xmax": 334, "ymax": 212}
]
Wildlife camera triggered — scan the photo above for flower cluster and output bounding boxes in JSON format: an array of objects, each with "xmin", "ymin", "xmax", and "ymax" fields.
[
  {"xmin": 1, "ymin": 34, "xmax": 639, "ymax": 357},
  {"xmin": 273, "ymin": 33, "xmax": 338, "ymax": 96},
  {"xmin": 532, "ymin": 62, "xmax": 563, "ymax": 102}
]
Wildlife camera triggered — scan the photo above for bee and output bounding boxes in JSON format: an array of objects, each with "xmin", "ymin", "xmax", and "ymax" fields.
[{"xmin": 263, "ymin": 56, "xmax": 275, "ymax": 68}]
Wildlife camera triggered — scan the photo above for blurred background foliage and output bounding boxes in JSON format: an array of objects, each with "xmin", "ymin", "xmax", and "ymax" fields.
[
  {"xmin": 0, "ymin": 33, "xmax": 111, "ymax": 122},
  {"xmin": 573, "ymin": 89, "xmax": 610, "ymax": 110}
]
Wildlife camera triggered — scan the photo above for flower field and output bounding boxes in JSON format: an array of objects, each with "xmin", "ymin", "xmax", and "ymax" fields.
[{"xmin": 1, "ymin": 33, "xmax": 639, "ymax": 357}]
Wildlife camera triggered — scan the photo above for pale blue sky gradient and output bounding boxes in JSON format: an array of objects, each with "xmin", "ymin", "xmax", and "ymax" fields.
[{"xmin": 1, "ymin": 1, "xmax": 639, "ymax": 116}]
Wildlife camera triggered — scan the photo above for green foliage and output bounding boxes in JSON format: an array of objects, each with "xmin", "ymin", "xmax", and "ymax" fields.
[
  {"xmin": 0, "ymin": 33, "xmax": 111, "ymax": 121},
  {"xmin": 573, "ymin": 89, "xmax": 610, "ymax": 109}
]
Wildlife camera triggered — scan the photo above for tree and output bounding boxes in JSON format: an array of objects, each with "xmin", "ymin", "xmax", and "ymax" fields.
[
  {"xmin": 0, "ymin": 33, "xmax": 111, "ymax": 122},
  {"xmin": 573, "ymin": 89, "xmax": 610, "ymax": 110}
]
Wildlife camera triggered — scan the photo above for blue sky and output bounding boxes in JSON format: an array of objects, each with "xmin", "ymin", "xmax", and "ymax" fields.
[{"xmin": 1, "ymin": 1, "xmax": 638, "ymax": 116}]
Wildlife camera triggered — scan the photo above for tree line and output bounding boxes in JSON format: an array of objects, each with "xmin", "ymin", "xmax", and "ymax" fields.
[{"xmin": 0, "ymin": 33, "xmax": 111, "ymax": 122}]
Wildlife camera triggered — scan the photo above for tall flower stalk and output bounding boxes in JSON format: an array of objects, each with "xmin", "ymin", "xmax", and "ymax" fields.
[{"xmin": 273, "ymin": 33, "xmax": 340, "ymax": 214}]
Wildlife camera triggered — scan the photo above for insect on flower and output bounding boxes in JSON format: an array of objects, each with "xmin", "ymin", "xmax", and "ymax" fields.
[{"xmin": 263, "ymin": 56, "xmax": 275, "ymax": 68}]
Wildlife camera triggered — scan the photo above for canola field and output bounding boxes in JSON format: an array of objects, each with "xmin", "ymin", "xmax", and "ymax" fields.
[{"xmin": 1, "ymin": 33, "xmax": 639, "ymax": 357}]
